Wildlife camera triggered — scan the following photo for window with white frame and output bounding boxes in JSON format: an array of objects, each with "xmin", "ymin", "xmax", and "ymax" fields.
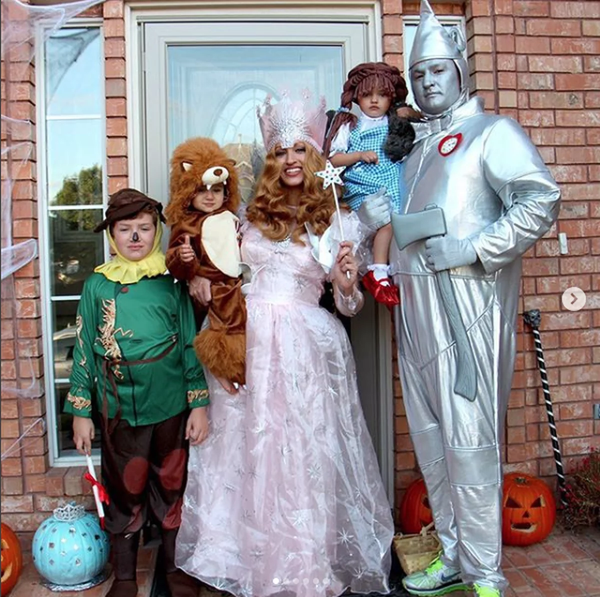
[{"xmin": 39, "ymin": 23, "xmax": 106, "ymax": 461}]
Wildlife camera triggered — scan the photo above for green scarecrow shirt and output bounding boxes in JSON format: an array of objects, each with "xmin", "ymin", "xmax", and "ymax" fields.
[{"xmin": 64, "ymin": 273, "xmax": 209, "ymax": 426}]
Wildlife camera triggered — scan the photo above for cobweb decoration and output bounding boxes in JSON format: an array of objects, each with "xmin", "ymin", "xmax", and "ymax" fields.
[{"xmin": 1, "ymin": 0, "xmax": 104, "ymax": 421}]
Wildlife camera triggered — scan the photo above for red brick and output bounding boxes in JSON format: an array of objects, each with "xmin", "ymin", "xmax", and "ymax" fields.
[
  {"xmin": 0, "ymin": 494, "xmax": 34, "ymax": 513},
  {"xmin": 105, "ymin": 57, "xmax": 126, "ymax": 79},
  {"xmin": 584, "ymin": 56, "xmax": 600, "ymax": 72},
  {"xmin": 497, "ymin": 54, "xmax": 516, "ymax": 71},
  {"xmin": 108, "ymin": 176, "xmax": 129, "ymax": 195},
  {"xmin": 559, "ymin": 402, "xmax": 595, "ymax": 420},
  {"xmin": 1, "ymin": 360, "xmax": 16, "ymax": 380},
  {"xmin": 549, "ymin": 165, "xmax": 588, "ymax": 184},
  {"xmin": 521, "ymin": 256, "xmax": 559, "ymax": 276},
  {"xmin": 106, "ymin": 97, "xmax": 127, "ymax": 117},
  {"xmin": 107, "ymin": 137, "xmax": 127, "ymax": 157},
  {"xmin": 106, "ymin": 78, "xmax": 126, "ymax": 98},
  {"xmin": 555, "ymin": 73, "xmax": 600, "ymax": 91},
  {"xmin": 468, "ymin": 16, "xmax": 492, "ymax": 35},
  {"xmin": 1, "ymin": 512, "xmax": 49, "ymax": 533},
  {"xmin": 560, "ymin": 329, "xmax": 600, "ymax": 348},
  {"xmin": 20, "ymin": 398, "xmax": 44, "ymax": 417},
  {"xmin": 519, "ymin": 110, "xmax": 556, "ymax": 127},
  {"xmin": 1, "ymin": 457, "xmax": 22, "ymax": 476},
  {"xmin": 552, "ymin": 38, "xmax": 600, "ymax": 55},
  {"xmin": 522, "ymin": 294, "xmax": 560, "ymax": 312},
  {"xmin": 495, "ymin": 15, "xmax": 514, "ymax": 34},
  {"xmin": 528, "ymin": 55, "xmax": 582, "ymax": 73},
  {"xmin": 22, "ymin": 470, "xmax": 44, "ymax": 494},
  {"xmin": 542, "ymin": 311, "xmax": 591, "ymax": 331},
  {"xmin": 23, "ymin": 454, "xmax": 46, "ymax": 474},
  {"xmin": 45, "ymin": 467, "xmax": 67, "ymax": 496},
  {"xmin": 525, "ymin": 19, "xmax": 581, "ymax": 36},
  {"xmin": 107, "ymin": 157, "xmax": 128, "ymax": 177},
  {"xmin": 559, "ymin": 203, "xmax": 590, "ymax": 220},
  {"xmin": 105, "ymin": 38, "xmax": 125, "ymax": 59},
  {"xmin": 583, "ymin": 20, "xmax": 600, "ymax": 36},
  {"xmin": 103, "ymin": 0, "xmax": 123, "ymax": 18},
  {"xmin": 104, "ymin": 18, "xmax": 125, "ymax": 38},
  {"xmin": 561, "ymin": 183, "xmax": 600, "ymax": 200},
  {"xmin": 64, "ymin": 466, "xmax": 87, "ymax": 496},
  {"xmin": 529, "ymin": 91, "xmax": 583, "ymax": 110},
  {"xmin": 382, "ymin": 15, "xmax": 403, "ymax": 35},
  {"xmin": 107, "ymin": 117, "xmax": 127, "ymax": 137},
  {"xmin": 14, "ymin": 278, "xmax": 39, "ymax": 298},
  {"xmin": 507, "ymin": 426, "xmax": 526, "ymax": 444},
  {"xmin": 383, "ymin": 35, "xmax": 402, "ymax": 53},
  {"xmin": 558, "ymin": 219, "xmax": 600, "ymax": 238},
  {"xmin": 560, "ymin": 256, "xmax": 600, "ymax": 275},
  {"xmin": 543, "ymin": 347, "xmax": 593, "ymax": 369},
  {"xmin": 1, "ymin": 339, "xmax": 15, "ymax": 360},
  {"xmin": 551, "ymin": 2, "xmax": 600, "ymax": 19},
  {"xmin": 1, "ymin": 477, "xmax": 24, "ymax": 495},
  {"xmin": 584, "ymin": 91, "xmax": 600, "ymax": 109},
  {"xmin": 394, "ymin": 451, "xmax": 416, "ymax": 470},
  {"xmin": 515, "ymin": 36, "xmax": 549, "ymax": 54},
  {"xmin": 514, "ymin": 1, "xmax": 550, "ymax": 17},
  {"xmin": 563, "ymin": 436, "xmax": 600, "ymax": 456}
]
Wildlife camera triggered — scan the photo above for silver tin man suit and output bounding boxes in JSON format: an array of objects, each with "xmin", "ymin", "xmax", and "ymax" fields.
[
  {"xmin": 390, "ymin": 2, "xmax": 561, "ymax": 593},
  {"xmin": 391, "ymin": 98, "xmax": 561, "ymax": 592}
]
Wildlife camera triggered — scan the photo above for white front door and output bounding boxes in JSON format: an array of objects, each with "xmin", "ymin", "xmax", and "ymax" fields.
[{"xmin": 134, "ymin": 8, "xmax": 394, "ymax": 502}]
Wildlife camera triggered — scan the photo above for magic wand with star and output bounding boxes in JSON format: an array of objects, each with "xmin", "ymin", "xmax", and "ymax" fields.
[{"xmin": 315, "ymin": 161, "xmax": 350, "ymax": 278}]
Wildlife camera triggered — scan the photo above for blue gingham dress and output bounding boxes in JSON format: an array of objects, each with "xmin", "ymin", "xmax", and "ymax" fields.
[{"xmin": 340, "ymin": 120, "xmax": 406, "ymax": 213}]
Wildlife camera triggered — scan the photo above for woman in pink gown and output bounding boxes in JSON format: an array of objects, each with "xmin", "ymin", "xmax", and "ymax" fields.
[{"xmin": 176, "ymin": 95, "xmax": 394, "ymax": 597}]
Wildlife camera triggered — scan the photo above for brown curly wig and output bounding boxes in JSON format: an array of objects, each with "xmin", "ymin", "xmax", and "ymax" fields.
[
  {"xmin": 323, "ymin": 62, "xmax": 409, "ymax": 156},
  {"xmin": 246, "ymin": 143, "xmax": 339, "ymax": 243},
  {"xmin": 165, "ymin": 137, "xmax": 241, "ymax": 225}
]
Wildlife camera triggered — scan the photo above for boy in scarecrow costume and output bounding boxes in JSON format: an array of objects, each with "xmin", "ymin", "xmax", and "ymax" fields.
[
  {"xmin": 166, "ymin": 137, "xmax": 246, "ymax": 385},
  {"xmin": 65, "ymin": 188, "xmax": 210, "ymax": 597}
]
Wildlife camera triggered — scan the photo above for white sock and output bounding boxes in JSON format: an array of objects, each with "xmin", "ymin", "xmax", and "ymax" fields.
[{"xmin": 368, "ymin": 263, "xmax": 390, "ymax": 282}]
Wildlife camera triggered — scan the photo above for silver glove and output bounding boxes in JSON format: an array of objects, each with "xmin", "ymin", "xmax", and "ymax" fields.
[
  {"xmin": 424, "ymin": 236, "xmax": 477, "ymax": 271},
  {"xmin": 356, "ymin": 188, "xmax": 392, "ymax": 231}
]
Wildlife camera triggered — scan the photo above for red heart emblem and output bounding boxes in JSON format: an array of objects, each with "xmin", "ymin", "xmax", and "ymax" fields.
[{"xmin": 438, "ymin": 133, "xmax": 463, "ymax": 156}]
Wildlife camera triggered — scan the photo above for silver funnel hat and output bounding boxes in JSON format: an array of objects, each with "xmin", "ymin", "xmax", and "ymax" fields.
[{"xmin": 409, "ymin": 0, "xmax": 469, "ymax": 96}]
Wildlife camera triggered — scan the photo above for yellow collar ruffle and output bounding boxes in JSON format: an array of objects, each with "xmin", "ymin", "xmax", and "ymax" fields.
[{"xmin": 94, "ymin": 223, "xmax": 167, "ymax": 284}]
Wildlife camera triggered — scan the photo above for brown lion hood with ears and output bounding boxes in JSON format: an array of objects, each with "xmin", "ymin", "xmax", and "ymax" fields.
[{"xmin": 165, "ymin": 136, "xmax": 241, "ymax": 226}]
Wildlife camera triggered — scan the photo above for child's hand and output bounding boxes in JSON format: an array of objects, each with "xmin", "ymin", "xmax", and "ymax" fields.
[
  {"xmin": 73, "ymin": 416, "xmax": 95, "ymax": 455},
  {"xmin": 360, "ymin": 151, "xmax": 379, "ymax": 164},
  {"xmin": 332, "ymin": 241, "xmax": 359, "ymax": 291},
  {"xmin": 186, "ymin": 407, "xmax": 209, "ymax": 446},
  {"xmin": 179, "ymin": 235, "xmax": 196, "ymax": 263}
]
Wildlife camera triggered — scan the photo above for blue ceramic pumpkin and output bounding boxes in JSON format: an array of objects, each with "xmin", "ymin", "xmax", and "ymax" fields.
[{"xmin": 32, "ymin": 502, "xmax": 109, "ymax": 587}]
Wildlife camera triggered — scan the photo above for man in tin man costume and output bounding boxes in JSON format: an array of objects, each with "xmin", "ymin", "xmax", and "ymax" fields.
[{"xmin": 389, "ymin": 2, "xmax": 561, "ymax": 596}]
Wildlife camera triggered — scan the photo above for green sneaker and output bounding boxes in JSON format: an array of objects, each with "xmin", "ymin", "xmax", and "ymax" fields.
[
  {"xmin": 402, "ymin": 555, "xmax": 468, "ymax": 596},
  {"xmin": 472, "ymin": 583, "xmax": 501, "ymax": 597}
]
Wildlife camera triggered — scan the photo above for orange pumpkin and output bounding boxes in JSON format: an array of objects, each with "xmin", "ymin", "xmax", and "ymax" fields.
[
  {"xmin": 399, "ymin": 478, "xmax": 434, "ymax": 534},
  {"xmin": 502, "ymin": 473, "xmax": 556, "ymax": 546},
  {"xmin": 1, "ymin": 523, "xmax": 23, "ymax": 596}
]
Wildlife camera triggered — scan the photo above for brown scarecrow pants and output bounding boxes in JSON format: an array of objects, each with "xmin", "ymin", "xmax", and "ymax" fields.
[{"xmin": 101, "ymin": 410, "xmax": 188, "ymax": 536}]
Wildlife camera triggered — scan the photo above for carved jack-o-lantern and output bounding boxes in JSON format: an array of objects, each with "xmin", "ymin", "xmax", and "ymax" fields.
[
  {"xmin": 1, "ymin": 523, "xmax": 23, "ymax": 596},
  {"xmin": 502, "ymin": 473, "xmax": 556, "ymax": 546},
  {"xmin": 400, "ymin": 478, "xmax": 434, "ymax": 534}
]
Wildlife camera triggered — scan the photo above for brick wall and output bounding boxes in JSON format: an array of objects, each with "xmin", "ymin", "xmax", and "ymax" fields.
[
  {"xmin": 385, "ymin": 0, "xmax": 600, "ymax": 521},
  {"xmin": 1, "ymin": 0, "xmax": 598, "ymax": 536}
]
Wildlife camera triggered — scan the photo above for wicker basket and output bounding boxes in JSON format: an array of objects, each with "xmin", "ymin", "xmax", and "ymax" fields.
[{"xmin": 393, "ymin": 522, "xmax": 441, "ymax": 576}]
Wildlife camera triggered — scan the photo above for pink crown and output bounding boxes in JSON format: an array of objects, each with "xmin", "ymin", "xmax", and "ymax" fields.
[{"xmin": 257, "ymin": 90, "xmax": 328, "ymax": 153}]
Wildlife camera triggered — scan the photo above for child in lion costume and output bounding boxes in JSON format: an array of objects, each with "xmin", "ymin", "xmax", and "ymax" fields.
[{"xmin": 166, "ymin": 137, "xmax": 246, "ymax": 385}]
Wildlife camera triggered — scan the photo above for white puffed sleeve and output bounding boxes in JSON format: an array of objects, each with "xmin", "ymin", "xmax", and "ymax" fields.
[{"xmin": 328, "ymin": 123, "xmax": 351, "ymax": 156}]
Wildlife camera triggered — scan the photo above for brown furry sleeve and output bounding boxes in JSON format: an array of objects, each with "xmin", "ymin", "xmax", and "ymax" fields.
[{"xmin": 166, "ymin": 222, "xmax": 203, "ymax": 281}]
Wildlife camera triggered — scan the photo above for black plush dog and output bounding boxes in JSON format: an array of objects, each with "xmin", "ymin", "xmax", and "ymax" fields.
[{"xmin": 384, "ymin": 109, "xmax": 418, "ymax": 163}]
